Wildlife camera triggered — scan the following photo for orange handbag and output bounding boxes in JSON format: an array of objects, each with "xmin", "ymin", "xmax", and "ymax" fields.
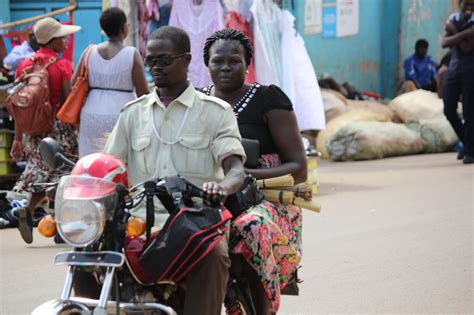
[{"xmin": 57, "ymin": 45, "xmax": 94, "ymax": 125}]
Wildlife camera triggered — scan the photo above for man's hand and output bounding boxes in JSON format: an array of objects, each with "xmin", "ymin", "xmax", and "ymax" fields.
[
  {"xmin": 10, "ymin": 140, "xmax": 24, "ymax": 162},
  {"xmin": 202, "ymin": 181, "xmax": 229, "ymax": 205},
  {"xmin": 445, "ymin": 22, "xmax": 457, "ymax": 35},
  {"xmin": 202, "ymin": 181, "xmax": 229, "ymax": 196}
]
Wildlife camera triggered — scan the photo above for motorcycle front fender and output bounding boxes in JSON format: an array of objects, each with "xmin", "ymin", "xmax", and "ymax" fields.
[{"xmin": 32, "ymin": 299, "xmax": 91, "ymax": 315}]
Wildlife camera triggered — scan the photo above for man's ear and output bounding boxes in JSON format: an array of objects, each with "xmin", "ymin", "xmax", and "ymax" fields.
[{"xmin": 184, "ymin": 53, "xmax": 192, "ymax": 66}]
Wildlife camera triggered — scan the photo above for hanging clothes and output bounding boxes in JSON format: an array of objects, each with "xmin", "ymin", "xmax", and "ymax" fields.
[
  {"xmin": 107, "ymin": 0, "xmax": 138, "ymax": 49},
  {"xmin": 223, "ymin": 0, "xmax": 256, "ymax": 84},
  {"xmin": 250, "ymin": 0, "xmax": 282, "ymax": 86},
  {"xmin": 148, "ymin": 2, "xmax": 172, "ymax": 34},
  {"xmin": 137, "ymin": 0, "xmax": 160, "ymax": 56},
  {"xmin": 169, "ymin": 0, "xmax": 225, "ymax": 88},
  {"xmin": 280, "ymin": 10, "xmax": 325, "ymax": 131}
]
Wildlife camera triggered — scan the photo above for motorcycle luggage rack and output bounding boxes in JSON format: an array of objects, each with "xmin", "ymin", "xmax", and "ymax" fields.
[{"xmin": 55, "ymin": 251, "xmax": 124, "ymax": 267}]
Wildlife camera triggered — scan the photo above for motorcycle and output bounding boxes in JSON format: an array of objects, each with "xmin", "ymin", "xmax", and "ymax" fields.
[{"xmin": 32, "ymin": 138, "xmax": 260, "ymax": 315}]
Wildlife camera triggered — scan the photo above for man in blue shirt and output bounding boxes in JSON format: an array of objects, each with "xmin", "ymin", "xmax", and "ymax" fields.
[
  {"xmin": 403, "ymin": 39, "xmax": 438, "ymax": 92},
  {"xmin": 3, "ymin": 30, "xmax": 39, "ymax": 71}
]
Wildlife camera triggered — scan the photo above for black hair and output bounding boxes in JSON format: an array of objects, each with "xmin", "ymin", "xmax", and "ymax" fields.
[
  {"xmin": 415, "ymin": 38, "xmax": 429, "ymax": 49},
  {"xmin": 203, "ymin": 28, "xmax": 253, "ymax": 67},
  {"xmin": 100, "ymin": 7, "xmax": 127, "ymax": 38},
  {"xmin": 148, "ymin": 26, "xmax": 190, "ymax": 54}
]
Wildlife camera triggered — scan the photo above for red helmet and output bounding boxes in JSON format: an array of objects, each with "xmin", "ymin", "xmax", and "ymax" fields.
[{"xmin": 66, "ymin": 153, "xmax": 129, "ymax": 198}]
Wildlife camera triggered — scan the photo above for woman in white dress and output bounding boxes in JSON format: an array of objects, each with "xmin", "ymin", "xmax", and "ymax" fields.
[{"xmin": 72, "ymin": 7, "xmax": 149, "ymax": 157}]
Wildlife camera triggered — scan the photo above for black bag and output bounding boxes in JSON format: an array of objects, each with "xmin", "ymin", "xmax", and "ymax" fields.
[
  {"xmin": 140, "ymin": 176, "xmax": 232, "ymax": 283},
  {"xmin": 225, "ymin": 175, "xmax": 264, "ymax": 217}
]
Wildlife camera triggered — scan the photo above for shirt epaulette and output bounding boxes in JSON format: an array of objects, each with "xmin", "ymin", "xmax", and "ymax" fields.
[
  {"xmin": 196, "ymin": 91, "xmax": 231, "ymax": 110},
  {"xmin": 121, "ymin": 93, "xmax": 149, "ymax": 112}
]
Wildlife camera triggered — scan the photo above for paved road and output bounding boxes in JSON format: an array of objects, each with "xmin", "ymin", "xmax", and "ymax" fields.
[{"xmin": 0, "ymin": 153, "xmax": 472, "ymax": 314}]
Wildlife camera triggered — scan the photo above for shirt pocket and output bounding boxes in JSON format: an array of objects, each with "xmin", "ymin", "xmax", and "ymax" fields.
[
  {"xmin": 131, "ymin": 135, "xmax": 151, "ymax": 174},
  {"xmin": 174, "ymin": 135, "xmax": 213, "ymax": 178}
]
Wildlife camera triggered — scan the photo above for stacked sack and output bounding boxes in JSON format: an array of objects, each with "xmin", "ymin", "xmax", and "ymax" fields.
[{"xmin": 317, "ymin": 89, "xmax": 458, "ymax": 161}]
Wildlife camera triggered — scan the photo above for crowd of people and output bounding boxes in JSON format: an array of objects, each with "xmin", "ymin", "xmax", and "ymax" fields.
[{"xmin": 1, "ymin": 0, "xmax": 473, "ymax": 313}]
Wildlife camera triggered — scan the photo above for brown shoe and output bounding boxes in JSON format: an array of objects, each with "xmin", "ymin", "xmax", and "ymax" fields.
[{"xmin": 18, "ymin": 207, "xmax": 33, "ymax": 244}]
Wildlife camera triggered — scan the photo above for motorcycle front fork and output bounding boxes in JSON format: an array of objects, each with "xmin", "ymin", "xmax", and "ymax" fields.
[{"xmin": 61, "ymin": 265, "xmax": 116, "ymax": 314}]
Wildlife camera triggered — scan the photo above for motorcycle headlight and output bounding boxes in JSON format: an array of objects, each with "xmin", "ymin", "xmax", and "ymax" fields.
[
  {"xmin": 55, "ymin": 176, "xmax": 118, "ymax": 247},
  {"xmin": 56, "ymin": 199, "xmax": 105, "ymax": 247}
]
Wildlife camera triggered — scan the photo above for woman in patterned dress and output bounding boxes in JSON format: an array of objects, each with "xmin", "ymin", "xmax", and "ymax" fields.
[{"xmin": 202, "ymin": 29, "xmax": 307, "ymax": 314}]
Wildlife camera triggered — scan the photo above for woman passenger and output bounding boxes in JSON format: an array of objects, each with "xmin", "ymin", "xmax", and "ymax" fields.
[{"xmin": 202, "ymin": 29, "xmax": 307, "ymax": 314}]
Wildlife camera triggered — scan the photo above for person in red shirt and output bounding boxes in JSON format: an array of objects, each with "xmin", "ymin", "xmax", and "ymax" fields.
[{"xmin": 11, "ymin": 17, "xmax": 81, "ymax": 244}]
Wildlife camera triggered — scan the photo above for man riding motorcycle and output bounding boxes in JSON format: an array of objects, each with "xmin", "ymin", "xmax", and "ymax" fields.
[{"xmin": 103, "ymin": 26, "xmax": 246, "ymax": 315}]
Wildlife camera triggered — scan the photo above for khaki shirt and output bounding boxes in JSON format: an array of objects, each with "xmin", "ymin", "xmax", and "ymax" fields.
[{"xmin": 104, "ymin": 84, "xmax": 246, "ymax": 226}]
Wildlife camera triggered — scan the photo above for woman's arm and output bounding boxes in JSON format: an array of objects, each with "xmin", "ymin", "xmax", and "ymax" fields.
[
  {"xmin": 61, "ymin": 80, "xmax": 71, "ymax": 102},
  {"xmin": 131, "ymin": 49, "xmax": 149, "ymax": 97},
  {"xmin": 245, "ymin": 109, "xmax": 307, "ymax": 184}
]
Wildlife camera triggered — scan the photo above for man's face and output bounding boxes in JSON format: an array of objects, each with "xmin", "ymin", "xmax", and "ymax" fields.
[
  {"xmin": 145, "ymin": 38, "xmax": 190, "ymax": 88},
  {"xmin": 460, "ymin": 0, "xmax": 474, "ymax": 19},
  {"xmin": 415, "ymin": 45, "xmax": 427, "ymax": 59},
  {"xmin": 28, "ymin": 31, "xmax": 40, "ymax": 51}
]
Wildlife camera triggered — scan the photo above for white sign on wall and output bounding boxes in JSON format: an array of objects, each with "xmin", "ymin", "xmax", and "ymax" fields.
[
  {"xmin": 304, "ymin": 0, "xmax": 323, "ymax": 35},
  {"xmin": 336, "ymin": 0, "xmax": 359, "ymax": 37}
]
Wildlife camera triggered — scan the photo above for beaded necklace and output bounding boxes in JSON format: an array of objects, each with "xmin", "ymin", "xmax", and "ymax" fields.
[{"xmin": 204, "ymin": 83, "xmax": 260, "ymax": 118}]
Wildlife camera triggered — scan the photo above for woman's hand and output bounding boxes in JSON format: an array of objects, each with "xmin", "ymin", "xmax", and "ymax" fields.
[{"xmin": 10, "ymin": 140, "xmax": 24, "ymax": 162}]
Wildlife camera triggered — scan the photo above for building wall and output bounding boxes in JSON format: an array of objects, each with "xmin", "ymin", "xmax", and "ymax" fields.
[
  {"xmin": 398, "ymin": 0, "xmax": 458, "ymax": 81},
  {"xmin": 0, "ymin": 0, "xmax": 10, "ymax": 26},
  {"xmin": 5, "ymin": 0, "xmax": 459, "ymax": 98},
  {"xmin": 8, "ymin": 0, "xmax": 103, "ymax": 64},
  {"xmin": 291, "ymin": 0, "xmax": 457, "ymax": 98}
]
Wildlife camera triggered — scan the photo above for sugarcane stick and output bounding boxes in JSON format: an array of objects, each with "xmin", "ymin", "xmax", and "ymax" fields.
[
  {"xmin": 266, "ymin": 183, "xmax": 313, "ymax": 201},
  {"xmin": 261, "ymin": 189, "xmax": 321, "ymax": 213},
  {"xmin": 293, "ymin": 198, "xmax": 321, "ymax": 213},
  {"xmin": 261, "ymin": 189, "xmax": 295, "ymax": 204},
  {"xmin": 257, "ymin": 174, "xmax": 294, "ymax": 188}
]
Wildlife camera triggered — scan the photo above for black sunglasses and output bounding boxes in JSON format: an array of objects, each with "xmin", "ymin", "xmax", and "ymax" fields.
[{"xmin": 145, "ymin": 53, "xmax": 189, "ymax": 68}]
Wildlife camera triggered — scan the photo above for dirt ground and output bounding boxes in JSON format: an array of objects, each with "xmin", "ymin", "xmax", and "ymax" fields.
[{"xmin": 0, "ymin": 152, "xmax": 472, "ymax": 314}]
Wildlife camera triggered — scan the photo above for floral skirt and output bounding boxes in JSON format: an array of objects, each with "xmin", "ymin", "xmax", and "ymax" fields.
[
  {"xmin": 14, "ymin": 120, "xmax": 78, "ymax": 193},
  {"xmin": 230, "ymin": 200, "xmax": 302, "ymax": 312}
]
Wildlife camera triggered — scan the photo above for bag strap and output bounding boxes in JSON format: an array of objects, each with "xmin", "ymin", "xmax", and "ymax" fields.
[
  {"xmin": 144, "ymin": 181, "xmax": 156, "ymax": 241},
  {"xmin": 79, "ymin": 45, "xmax": 94, "ymax": 79}
]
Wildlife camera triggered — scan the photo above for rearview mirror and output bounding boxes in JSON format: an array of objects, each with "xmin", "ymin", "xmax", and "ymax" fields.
[{"xmin": 39, "ymin": 137, "xmax": 64, "ymax": 170}]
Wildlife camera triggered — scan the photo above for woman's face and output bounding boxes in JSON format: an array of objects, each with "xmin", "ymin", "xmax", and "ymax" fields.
[
  {"xmin": 49, "ymin": 36, "xmax": 68, "ymax": 53},
  {"xmin": 208, "ymin": 39, "xmax": 247, "ymax": 92}
]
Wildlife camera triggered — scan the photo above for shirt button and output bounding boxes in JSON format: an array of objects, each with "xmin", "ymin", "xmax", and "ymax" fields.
[{"xmin": 163, "ymin": 165, "xmax": 167, "ymax": 170}]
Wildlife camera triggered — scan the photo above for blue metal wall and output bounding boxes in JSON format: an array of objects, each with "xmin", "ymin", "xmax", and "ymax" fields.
[
  {"xmin": 5, "ymin": 0, "xmax": 458, "ymax": 98},
  {"xmin": 0, "ymin": 0, "xmax": 10, "ymax": 26},
  {"xmin": 291, "ymin": 0, "xmax": 457, "ymax": 98},
  {"xmin": 8, "ymin": 0, "xmax": 104, "ymax": 65}
]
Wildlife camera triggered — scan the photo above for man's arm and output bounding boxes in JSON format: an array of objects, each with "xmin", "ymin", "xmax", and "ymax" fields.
[
  {"xmin": 203, "ymin": 155, "xmax": 245, "ymax": 197},
  {"xmin": 206, "ymin": 107, "xmax": 246, "ymax": 198},
  {"xmin": 403, "ymin": 58, "xmax": 418, "ymax": 86},
  {"xmin": 442, "ymin": 26, "xmax": 474, "ymax": 48}
]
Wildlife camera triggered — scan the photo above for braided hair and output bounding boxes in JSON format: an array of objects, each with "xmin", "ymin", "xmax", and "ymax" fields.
[{"xmin": 203, "ymin": 28, "xmax": 253, "ymax": 67}]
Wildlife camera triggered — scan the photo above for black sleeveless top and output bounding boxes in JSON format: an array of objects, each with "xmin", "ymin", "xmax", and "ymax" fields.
[{"xmin": 201, "ymin": 84, "xmax": 293, "ymax": 155}]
